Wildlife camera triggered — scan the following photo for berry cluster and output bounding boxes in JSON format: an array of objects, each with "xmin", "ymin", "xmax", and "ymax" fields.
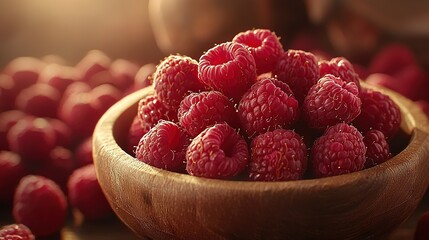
[
  {"xmin": 130, "ymin": 29, "xmax": 401, "ymax": 181},
  {"xmin": 0, "ymin": 51, "xmax": 155, "ymax": 237}
]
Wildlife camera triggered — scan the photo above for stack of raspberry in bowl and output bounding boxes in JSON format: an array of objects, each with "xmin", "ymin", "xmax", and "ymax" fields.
[{"xmin": 93, "ymin": 28, "xmax": 429, "ymax": 239}]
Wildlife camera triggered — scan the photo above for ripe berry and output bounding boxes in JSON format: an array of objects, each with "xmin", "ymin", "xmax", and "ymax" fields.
[
  {"xmin": 15, "ymin": 83, "xmax": 61, "ymax": 118},
  {"xmin": 136, "ymin": 121, "xmax": 190, "ymax": 172},
  {"xmin": 318, "ymin": 57, "xmax": 361, "ymax": 90},
  {"xmin": 0, "ymin": 74, "xmax": 17, "ymax": 112},
  {"xmin": 91, "ymin": 84, "xmax": 122, "ymax": 113},
  {"xmin": 303, "ymin": 74, "xmax": 361, "ymax": 129},
  {"xmin": 0, "ymin": 224, "xmax": 35, "ymax": 240},
  {"xmin": 153, "ymin": 55, "xmax": 206, "ymax": 109},
  {"xmin": 178, "ymin": 91, "xmax": 238, "ymax": 137},
  {"xmin": 186, "ymin": 123, "xmax": 249, "ymax": 179},
  {"xmin": 363, "ymin": 130, "xmax": 391, "ymax": 168},
  {"xmin": 76, "ymin": 50, "xmax": 111, "ymax": 84},
  {"xmin": 48, "ymin": 118, "xmax": 73, "ymax": 148},
  {"xmin": 74, "ymin": 137, "xmax": 93, "ymax": 168},
  {"xmin": 198, "ymin": 42, "xmax": 256, "ymax": 102},
  {"xmin": 353, "ymin": 89, "xmax": 401, "ymax": 138},
  {"xmin": 369, "ymin": 43, "xmax": 417, "ymax": 75},
  {"xmin": 0, "ymin": 110, "xmax": 28, "ymax": 151},
  {"xmin": 127, "ymin": 115, "xmax": 145, "ymax": 155},
  {"xmin": 3, "ymin": 57, "xmax": 45, "ymax": 91},
  {"xmin": 38, "ymin": 64, "xmax": 80, "ymax": 93},
  {"xmin": 0, "ymin": 151, "xmax": 27, "ymax": 205},
  {"xmin": 109, "ymin": 58, "xmax": 140, "ymax": 91},
  {"xmin": 272, "ymin": 49, "xmax": 319, "ymax": 102},
  {"xmin": 133, "ymin": 63, "xmax": 156, "ymax": 90},
  {"xmin": 137, "ymin": 95, "xmax": 177, "ymax": 135},
  {"xmin": 7, "ymin": 118, "xmax": 56, "ymax": 164},
  {"xmin": 249, "ymin": 129, "xmax": 307, "ymax": 181},
  {"xmin": 13, "ymin": 175, "xmax": 67, "ymax": 237},
  {"xmin": 238, "ymin": 78, "xmax": 299, "ymax": 137},
  {"xmin": 311, "ymin": 123, "xmax": 366, "ymax": 178},
  {"xmin": 232, "ymin": 29, "xmax": 283, "ymax": 74},
  {"xmin": 68, "ymin": 164, "xmax": 112, "ymax": 220}
]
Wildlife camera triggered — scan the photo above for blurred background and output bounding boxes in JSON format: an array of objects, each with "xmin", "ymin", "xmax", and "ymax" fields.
[{"xmin": 1, "ymin": 0, "xmax": 429, "ymax": 68}]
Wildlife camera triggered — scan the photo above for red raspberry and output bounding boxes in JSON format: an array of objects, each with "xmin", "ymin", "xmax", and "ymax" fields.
[
  {"xmin": 272, "ymin": 49, "xmax": 319, "ymax": 102},
  {"xmin": 3, "ymin": 57, "xmax": 45, "ymax": 91},
  {"xmin": 363, "ymin": 130, "xmax": 391, "ymax": 168},
  {"xmin": 48, "ymin": 118, "xmax": 73, "ymax": 148},
  {"xmin": 91, "ymin": 84, "xmax": 122, "ymax": 113},
  {"xmin": 136, "ymin": 121, "xmax": 190, "ymax": 172},
  {"xmin": 0, "ymin": 75, "xmax": 17, "ymax": 112},
  {"xmin": 303, "ymin": 74, "xmax": 361, "ymax": 129},
  {"xmin": 0, "ymin": 224, "xmax": 35, "ymax": 240},
  {"xmin": 318, "ymin": 57, "xmax": 361, "ymax": 90},
  {"xmin": 132, "ymin": 63, "xmax": 156, "ymax": 92},
  {"xmin": 0, "ymin": 151, "xmax": 27, "ymax": 205},
  {"xmin": 76, "ymin": 50, "xmax": 111, "ymax": 84},
  {"xmin": 35, "ymin": 146, "xmax": 74, "ymax": 192},
  {"xmin": 7, "ymin": 118, "xmax": 56, "ymax": 164},
  {"xmin": 13, "ymin": 175, "xmax": 67, "ymax": 237},
  {"xmin": 198, "ymin": 42, "xmax": 256, "ymax": 102},
  {"xmin": 0, "ymin": 110, "xmax": 28, "ymax": 151},
  {"xmin": 178, "ymin": 91, "xmax": 238, "ymax": 137},
  {"xmin": 238, "ymin": 78, "xmax": 299, "ymax": 137},
  {"xmin": 232, "ymin": 29, "xmax": 283, "ymax": 75},
  {"xmin": 186, "ymin": 123, "xmax": 249, "ymax": 179},
  {"xmin": 74, "ymin": 137, "xmax": 93, "ymax": 168},
  {"xmin": 38, "ymin": 64, "xmax": 80, "ymax": 93},
  {"xmin": 153, "ymin": 55, "xmax": 206, "ymax": 109},
  {"xmin": 248, "ymin": 129, "xmax": 307, "ymax": 181},
  {"xmin": 137, "ymin": 95, "xmax": 177, "ymax": 135},
  {"xmin": 15, "ymin": 83, "xmax": 61, "ymax": 118},
  {"xmin": 369, "ymin": 43, "xmax": 417, "ymax": 75},
  {"xmin": 127, "ymin": 115, "xmax": 145, "ymax": 155},
  {"xmin": 311, "ymin": 123, "xmax": 366, "ymax": 178},
  {"xmin": 109, "ymin": 58, "xmax": 140, "ymax": 91},
  {"xmin": 67, "ymin": 164, "xmax": 112, "ymax": 220},
  {"xmin": 353, "ymin": 89, "xmax": 401, "ymax": 138},
  {"xmin": 415, "ymin": 211, "xmax": 429, "ymax": 240}
]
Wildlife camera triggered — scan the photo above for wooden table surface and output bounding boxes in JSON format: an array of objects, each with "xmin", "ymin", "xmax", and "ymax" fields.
[{"xmin": 1, "ymin": 191, "xmax": 428, "ymax": 239}]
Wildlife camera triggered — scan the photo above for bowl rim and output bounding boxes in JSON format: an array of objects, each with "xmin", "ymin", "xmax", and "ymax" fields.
[{"xmin": 94, "ymin": 82, "xmax": 429, "ymax": 192}]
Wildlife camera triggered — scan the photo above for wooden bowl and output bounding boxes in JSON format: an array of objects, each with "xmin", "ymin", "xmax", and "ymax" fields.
[{"xmin": 93, "ymin": 83, "xmax": 429, "ymax": 240}]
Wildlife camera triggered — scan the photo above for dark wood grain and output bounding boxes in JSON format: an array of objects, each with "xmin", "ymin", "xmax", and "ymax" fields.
[{"xmin": 93, "ymin": 83, "xmax": 429, "ymax": 240}]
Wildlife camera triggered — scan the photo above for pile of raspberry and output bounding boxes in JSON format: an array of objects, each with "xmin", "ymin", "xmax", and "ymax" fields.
[
  {"xmin": 130, "ymin": 29, "xmax": 401, "ymax": 181},
  {"xmin": 0, "ymin": 51, "xmax": 156, "ymax": 238}
]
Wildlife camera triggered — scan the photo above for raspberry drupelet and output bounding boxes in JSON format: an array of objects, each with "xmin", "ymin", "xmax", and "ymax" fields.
[{"xmin": 363, "ymin": 130, "xmax": 391, "ymax": 168}]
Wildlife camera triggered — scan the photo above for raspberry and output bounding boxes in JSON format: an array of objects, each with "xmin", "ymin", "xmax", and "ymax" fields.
[
  {"xmin": 91, "ymin": 84, "xmax": 122, "ymax": 113},
  {"xmin": 248, "ymin": 129, "xmax": 307, "ymax": 181},
  {"xmin": 415, "ymin": 211, "xmax": 429, "ymax": 240},
  {"xmin": 318, "ymin": 57, "xmax": 361, "ymax": 90},
  {"xmin": 35, "ymin": 146, "xmax": 74, "ymax": 192},
  {"xmin": 0, "ymin": 151, "xmax": 27, "ymax": 205},
  {"xmin": 363, "ymin": 130, "xmax": 391, "ymax": 168},
  {"xmin": 127, "ymin": 115, "xmax": 145, "ymax": 155},
  {"xmin": 0, "ymin": 224, "xmax": 35, "ymax": 240},
  {"xmin": 7, "ymin": 118, "xmax": 56, "ymax": 164},
  {"xmin": 311, "ymin": 123, "xmax": 366, "ymax": 178},
  {"xmin": 13, "ymin": 175, "xmax": 67, "ymax": 237},
  {"xmin": 67, "ymin": 164, "xmax": 112, "ymax": 220},
  {"xmin": 3, "ymin": 57, "xmax": 45, "ymax": 91},
  {"xmin": 76, "ymin": 50, "xmax": 111, "ymax": 84},
  {"xmin": 136, "ymin": 121, "xmax": 190, "ymax": 172},
  {"xmin": 154, "ymin": 55, "xmax": 206, "ymax": 109},
  {"xmin": 232, "ymin": 29, "xmax": 283, "ymax": 74},
  {"xmin": 48, "ymin": 118, "xmax": 72, "ymax": 148},
  {"xmin": 15, "ymin": 83, "xmax": 61, "ymax": 118},
  {"xmin": 38, "ymin": 64, "xmax": 80, "ymax": 93},
  {"xmin": 132, "ymin": 63, "xmax": 156, "ymax": 91},
  {"xmin": 369, "ymin": 43, "xmax": 417, "ymax": 75},
  {"xmin": 272, "ymin": 49, "xmax": 319, "ymax": 102},
  {"xmin": 0, "ymin": 75, "xmax": 17, "ymax": 112},
  {"xmin": 109, "ymin": 58, "xmax": 140, "ymax": 91},
  {"xmin": 186, "ymin": 123, "xmax": 249, "ymax": 179},
  {"xmin": 198, "ymin": 42, "xmax": 256, "ymax": 101},
  {"xmin": 74, "ymin": 137, "xmax": 93, "ymax": 168},
  {"xmin": 303, "ymin": 74, "xmax": 361, "ymax": 129},
  {"xmin": 0, "ymin": 110, "xmax": 28, "ymax": 151},
  {"xmin": 137, "ymin": 95, "xmax": 177, "ymax": 135},
  {"xmin": 178, "ymin": 91, "xmax": 238, "ymax": 137},
  {"xmin": 353, "ymin": 89, "xmax": 401, "ymax": 138},
  {"xmin": 238, "ymin": 78, "xmax": 299, "ymax": 137}
]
